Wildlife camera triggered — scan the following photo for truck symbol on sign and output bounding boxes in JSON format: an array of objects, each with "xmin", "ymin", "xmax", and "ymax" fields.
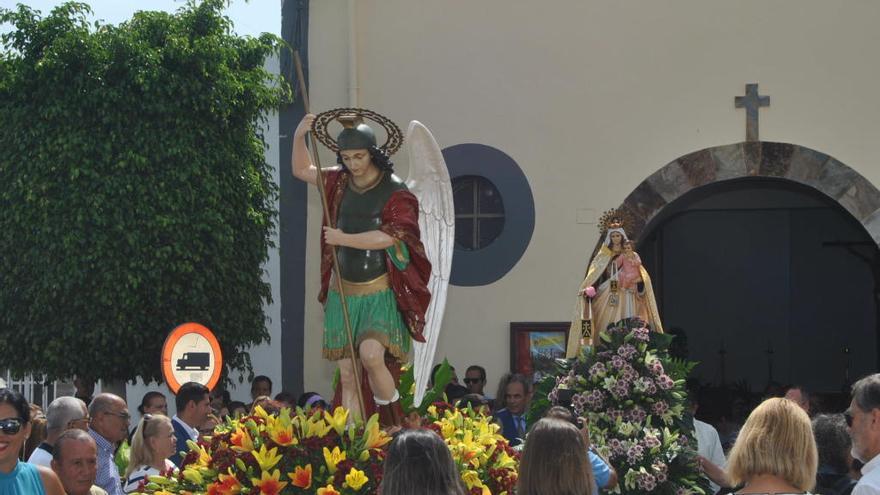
[{"xmin": 177, "ymin": 352, "xmax": 210, "ymax": 371}]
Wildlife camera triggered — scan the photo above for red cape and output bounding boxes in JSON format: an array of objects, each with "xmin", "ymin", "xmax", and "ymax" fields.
[{"xmin": 318, "ymin": 169, "xmax": 431, "ymax": 343}]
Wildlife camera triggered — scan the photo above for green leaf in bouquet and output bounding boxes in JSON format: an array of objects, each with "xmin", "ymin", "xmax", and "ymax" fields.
[
  {"xmin": 332, "ymin": 366, "xmax": 341, "ymax": 392},
  {"xmin": 649, "ymin": 330, "xmax": 674, "ymax": 351},
  {"xmin": 527, "ymin": 367, "xmax": 562, "ymax": 424},
  {"xmin": 398, "ymin": 364, "xmax": 416, "ymax": 412},
  {"xmin": 404, "ymin": 358, "xmax": 455, "ymax": 414}
]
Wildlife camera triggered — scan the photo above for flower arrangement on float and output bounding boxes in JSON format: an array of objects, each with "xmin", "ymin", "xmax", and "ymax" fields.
[
  {"xmin": 136, "ymin": 400, "xmax": 518, "ymax": 495},
  {"xmin": 422, "ymin": 402, "xmax": 519, "ymax": 495},
  {"xmin": 139, "ymin": 405, "xmax": 387, "ymax": 495},
  {"xmin": 531, "ymin": 318, "xmax": 708, "ymax": 495}
]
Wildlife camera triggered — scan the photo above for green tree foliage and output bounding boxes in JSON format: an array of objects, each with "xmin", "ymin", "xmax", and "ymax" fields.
[{"xmin": 0, "ymin": 1, "xmax": 290, "ymax": 383}]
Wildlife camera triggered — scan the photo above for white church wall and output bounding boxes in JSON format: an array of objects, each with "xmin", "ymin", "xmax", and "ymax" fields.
[{"xmin": 301, "ymin": 0, "xmax": 880, "ymax": 396}]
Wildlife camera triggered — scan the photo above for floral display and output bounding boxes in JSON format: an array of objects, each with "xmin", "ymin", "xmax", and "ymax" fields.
[
  {"xmin": 138, "ymin": 405, "xmax": 389, "ymax": 495},
  {"xmin": 534, "ymin": 318, "xmax": 708, "ymax": 495},
  {"xmin": 421, "ymin": 403, "xmax": 519, "ymax": 495},
  {"xmin": 137, "ymin": 402, "xmax": 518, "ymax": 495}
]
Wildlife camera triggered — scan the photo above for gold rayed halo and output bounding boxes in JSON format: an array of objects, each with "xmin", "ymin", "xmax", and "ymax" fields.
[
  {"xmin": 311, "ymin": 107, "xmax": 404, "ymax": 156},
  {"xmin": 598, "ymin": 208, "xmax": 633, "ymax": 236}
]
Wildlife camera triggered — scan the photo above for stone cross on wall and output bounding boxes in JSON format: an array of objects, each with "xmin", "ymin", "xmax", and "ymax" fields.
[{"xmin": 734, "ymin": 83, "xmax": 770, "ymax": 142}]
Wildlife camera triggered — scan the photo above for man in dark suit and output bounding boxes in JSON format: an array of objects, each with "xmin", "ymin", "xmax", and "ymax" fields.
[
  {"xmin": 169, "ymin": 382, "xmax": 210, "ymax": 467},
  {"xmin": 493, "ymin": 373, "xmax": 532, "ymax": 446}
]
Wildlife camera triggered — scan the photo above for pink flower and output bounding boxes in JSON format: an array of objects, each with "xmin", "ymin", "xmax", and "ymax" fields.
[
  {"xmin": 652, "ymin": 400, "xmax": 669, "ymax": 415},
  {"xmin": 657, "ymin": 375, "xmax": 674, "ymax": 390},
  {"xmin": 584, "ymin": 286, "xmax": 597, "ymax": 298},
  {"xmin": 637, "ymin": 471, "xmax": 657, "ymax": 491}
]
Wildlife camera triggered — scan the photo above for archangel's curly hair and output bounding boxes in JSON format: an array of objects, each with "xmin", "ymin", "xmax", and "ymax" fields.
[{"xmin": 336, "ymin": 145, "xmax": 394, "ymax": 172}]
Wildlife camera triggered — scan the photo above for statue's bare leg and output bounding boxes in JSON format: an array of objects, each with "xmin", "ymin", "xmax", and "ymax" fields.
[
  {"xmin": 359, "ymin": 338, "xmax": 396, "ymax": 402},
  {"xmin": 335, "ymin": 357, "xmax": 361, "ymax": 421}
]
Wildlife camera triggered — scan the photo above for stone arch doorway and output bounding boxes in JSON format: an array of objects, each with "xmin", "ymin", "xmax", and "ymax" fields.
[
  {"xmin": 619, "ymin": 141, "xmax": 880, "ymax": 245},
  {"xmin": 619, "ymin": 141, "xmax": 880, "ymax": 398}
]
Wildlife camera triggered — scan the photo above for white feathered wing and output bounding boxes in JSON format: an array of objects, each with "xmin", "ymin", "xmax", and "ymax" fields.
[{"xmin": 405, "ymin": 121, "xmax": 454, "ymax": 408}]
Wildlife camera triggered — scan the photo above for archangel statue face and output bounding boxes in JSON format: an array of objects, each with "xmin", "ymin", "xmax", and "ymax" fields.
[{"xmin": 339, "ymin": 148, "xmax": 376, "ymax": 178}]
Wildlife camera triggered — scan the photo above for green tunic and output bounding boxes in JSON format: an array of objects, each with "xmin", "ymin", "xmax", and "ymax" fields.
[{"xmin": 323, "ymin": 172, "xmax": 412, "ymax": 361}]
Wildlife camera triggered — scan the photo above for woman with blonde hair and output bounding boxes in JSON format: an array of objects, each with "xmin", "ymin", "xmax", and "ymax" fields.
[
  {"xmin": 518, "ymin": 417, "xmax": 594, "ymax": 495},
  {"xmin": 727, "ymin": 397, "xmax": 818, "ymax": 494},
  {"xmin": 123, "ymin": 414, "xmax": 177, "ymax": 493}
]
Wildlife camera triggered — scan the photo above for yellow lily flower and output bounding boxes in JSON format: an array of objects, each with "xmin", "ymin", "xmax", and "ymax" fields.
[
  {"xmin": 182, "ymin": 467, "xmax": 204, "ymax": 485},
  {"xmin": 344, "ymin": 467, "xmax": 369, "ymax": 491},
  {"xmin": 317, "ymin": 484, "xmax": 341, "ymax": 495},
  {"xmin": 268, "ymin": 422, "xmax": 297, "ymax": 446},
  {"xmin": 252, "ymin": 444, "xmax": 283, "ymax": 472},
  {"xmin": 266, "ymin": 411, "xmax": 298, "ymax": 446},
  {"xmin": 324, "ymin": 407, "xmax": 349, "ymax": 436},
  {"xmin": 440, "ymin": 420, "xmax": 457, "ymax": 439},
  {"xmin": 323, "ymin": 446, "xmax": 346, "ymax": 474},
  {"xmin": 182, "ymin": 439, "xmax": 212, "ymax": 468},
  {"xmin": 229, "ymin": 426, "xmax": 254, "ymax": 452},
  {"xmin": 252, "ymin": 404, "xmax": 271, "ymax": 422},
  {"xmin": 361, "ymin": 414, "xmax": 392, "ymax": 449},
  {"xmin": 461, "ymin": 469, "xmax": 485, "ymax": 490},
  {"xmin": 250, "ymin": 469, "xmax": 287, "ymax": 495},
  {"xmin": 495, "ymin": 450, "xmax": 517, "ymax": 469},
  {"xmin": 302, "ymin": 415, "xmax": 332, "ymax": 438}
]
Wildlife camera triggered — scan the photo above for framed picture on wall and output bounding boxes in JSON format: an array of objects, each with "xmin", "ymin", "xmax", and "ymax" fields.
[{"xmin": 510, "ymin": 322, "xmax": 569, "ymax": 382}]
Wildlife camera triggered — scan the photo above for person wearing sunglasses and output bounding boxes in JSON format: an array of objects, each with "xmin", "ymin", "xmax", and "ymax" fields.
[
  {"xmin": 123, "ymin": 414, "xmax": 177, "ymax": 493},
  {"xmin": 88, "ymin": 393, "xmax": 130, "ymax": 495},
  {"xmin": 849, "ymin": 374, "xmax": 880, "ymax": 495},
  {"xmin": 463, "ymin": 365, "xmax": 495, "ymax": 409},
  {"xmin": 0, "ymin": 388, "xmax": 65, "ymax": 494},
  {"xmin": 28, "ymin": 396, "xmax": 89, "ymax": 467}
]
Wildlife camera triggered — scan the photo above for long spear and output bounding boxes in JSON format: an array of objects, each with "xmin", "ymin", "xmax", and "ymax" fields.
[{"xmin": 292, "ymin": 50, "xmax": 366, "ymax": 420}]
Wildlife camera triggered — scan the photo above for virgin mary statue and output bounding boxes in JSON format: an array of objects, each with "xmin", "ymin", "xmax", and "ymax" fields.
[{"xmin": 566, "ymin": 211, "xmax": 664, "ymax": 358}]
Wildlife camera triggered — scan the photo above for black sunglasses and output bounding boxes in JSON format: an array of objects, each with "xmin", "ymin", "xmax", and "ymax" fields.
[
  {"xmin": 0, "ymin": 418, "xmax": 23, "ymax": 435},
  {"xmin": 845, "ymin": 410, "xmax": 854, "ymax": 427}
]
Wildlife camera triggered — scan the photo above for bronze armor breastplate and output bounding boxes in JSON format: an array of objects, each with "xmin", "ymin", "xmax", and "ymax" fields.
[{"xmin": 336, "ymin": 172, "xmax": 407, "ymax": 282}]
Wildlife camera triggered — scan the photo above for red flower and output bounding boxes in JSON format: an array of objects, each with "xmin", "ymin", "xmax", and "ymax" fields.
[{"xmin": 289, "ymin": 464, "xmax": 313, "ymax": 489}]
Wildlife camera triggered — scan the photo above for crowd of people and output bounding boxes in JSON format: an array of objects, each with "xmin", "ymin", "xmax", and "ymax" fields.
[
  {"xmin": 3, "ymin": 369, "xmax": 880, "ymax": 495},
  {"xmin": 0, "ymin": 375, "xmax": 330, "ymax": 494}
]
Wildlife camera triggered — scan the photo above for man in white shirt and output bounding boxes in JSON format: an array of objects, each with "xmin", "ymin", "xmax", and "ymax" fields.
[
  {"xmin": 695, "ymin": 417, "xmax": 728, "ymax": 494},
  {"xmin": 850, "ymin": 374, "xmax": 880, "ymax": 495},
  {"xmin": 688, "ymin": 384, "xmax": 728, "ymax": 494},
  {"xmin": 28, "ymin": 396, "xmax": 89, "ymax": 467}
]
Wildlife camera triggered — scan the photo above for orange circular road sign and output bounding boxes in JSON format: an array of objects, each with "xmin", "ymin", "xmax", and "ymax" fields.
[{"xmin": 161, "ymin": 322, "xmax": 223, "ymax": 393}]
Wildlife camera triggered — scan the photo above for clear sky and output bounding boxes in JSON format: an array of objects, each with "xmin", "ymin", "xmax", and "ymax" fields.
[{"xmin": 0, "ymin": 0, "xmax": 280, "ymax": 37}]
